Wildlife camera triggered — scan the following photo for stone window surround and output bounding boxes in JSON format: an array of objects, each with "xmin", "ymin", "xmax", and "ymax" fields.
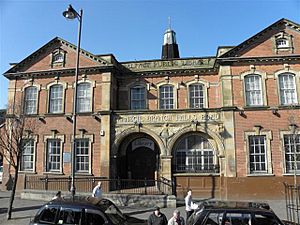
[
  {"xmin": 46, "ymin": 80, "xmax": 68, "ymax": 114},
  {"xmin": 51, "ymin": 48, "xmax": 67, "ymax": 67},
  {"xmin": 186, "ymin": 79, "xmax": 209, "ymax": 109},
  {"xmin": 156, "ymin": 81, "xmax": 178, "ymax": 110},
  {"xmin": 279, "ymin": 130, "xmax": 300, "ymax": 175},
  {"xmin": 274, "ymin": 68, "xmax": 300, "ymax": 106},
  {"xmin": 273, "ymin": 32, "xmax": 294, "ymax": 54},
  {"xmin": 43, "ymin": 133, "xmax": 65, "ymax": 174},
  {"xmin": 72, "ymin": 133, "xmax": 94, "ymax": 175},
  {"xmin": 19, "ymin": 134, "xmax": 38, "ymax": 174},
  {"xmin": 240, "ymin": 69, "xmax": 268, "ymax": 107},
  {"xmin": 244, "ymin": 129, "xmax": 273, "ymax": 176},
  {"xmin": 126, "ymin": 82, "xmax": 148, "ymax": 110}
]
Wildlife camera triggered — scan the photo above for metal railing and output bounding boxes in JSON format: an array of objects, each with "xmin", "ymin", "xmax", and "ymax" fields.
[
  {"xmin": 24, "ymin": 175, "xmax": 173, "ymax": 195},
  {"xmin": 284, "ymin": 182, "xmax": 300, "ymax": 224}
]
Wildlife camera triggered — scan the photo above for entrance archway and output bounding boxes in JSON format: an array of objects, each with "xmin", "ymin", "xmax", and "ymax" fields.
[{"xmin": 117, "ymin": 134, "xmax": 159, "ymax": 181}]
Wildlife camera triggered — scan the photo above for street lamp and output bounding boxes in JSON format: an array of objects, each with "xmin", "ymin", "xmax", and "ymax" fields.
[
  {"xmin": 290, "ymin": 123, "xmax": 299, "ymax": 188},
  {"xmin": 63, "ymin": 4, "xmax": 83, "ymax": 198}
]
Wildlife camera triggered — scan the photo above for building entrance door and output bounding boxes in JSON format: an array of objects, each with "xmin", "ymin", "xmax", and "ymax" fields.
[{"xmin": 128, "ymin": 147, "xmax": 156, "ymax": 180}]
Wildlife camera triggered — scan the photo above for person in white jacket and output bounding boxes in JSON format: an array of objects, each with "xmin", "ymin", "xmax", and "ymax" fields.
[
  {"xmin": 168, "ymin": 209, "xmax": 185, "ymax": 225},
  {"xmin": 92, "ymin": 181, "xmax": 103, "ymax": 198},
  {"xmin": 185, "ymin": 189, "xmax": 194, "ymax": 222}
]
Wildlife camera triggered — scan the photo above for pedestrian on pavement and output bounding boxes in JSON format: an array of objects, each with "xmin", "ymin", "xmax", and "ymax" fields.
[
  {"xmin": 148, "ymin": 206, "xmax": 168, "ymax": 225},
  {"xmin": 52, "ymin": 191, "xmax": 62, "ymax": 200},
  {"xmin": 92, "ymin": 181, "xmax": 103, "ymax": 198},
  {"xmin": 185, "ymin": 189, "xmax": 195, "ymax": 222},
  {"xmin": 168, "ymin": 209, "xmax": 185, "ymax": 225}
]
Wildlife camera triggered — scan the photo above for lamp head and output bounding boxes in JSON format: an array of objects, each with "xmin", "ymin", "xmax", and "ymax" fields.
[{"xmin": 63, "ymin": 5, "xmax": 77, "ymax": 20}]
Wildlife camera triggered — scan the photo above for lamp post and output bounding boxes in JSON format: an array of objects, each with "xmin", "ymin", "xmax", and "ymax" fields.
[
  {"xmin": 290, "ymin": 123, "xmax": 299, "ymax": 188},
  {"xmin": 63, "ymin": 4, "xmax": 83, "ymax": 198}
]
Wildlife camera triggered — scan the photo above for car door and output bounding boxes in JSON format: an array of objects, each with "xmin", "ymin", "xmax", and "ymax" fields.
[{"xmin": 84, "ymin": 209, "xmax": 108, "ymax": 225}]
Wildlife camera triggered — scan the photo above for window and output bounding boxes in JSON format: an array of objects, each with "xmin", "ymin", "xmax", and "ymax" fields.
[
  {"xmin": 46, "ymin": 139, "xmax": 61, "ymax": 172},
  {"xmin": 244, "ymin": 75, "xmax": 263, "ymax": 106},
  {"xmin": 86, "ymin": 212, "xmax": 106, "ymax": 225},
  {"xmin": 24, "ymin": 86, "xmax": 38, "ymax": 114},
  {"xmin": 249, "ymin": 135, "xmax": 267, "ymax": 174},
  {"xmin": 39, "ymin": 207, "xmax": 58, "ymax": 224},
  {"xmin": 284, "ymin": 134, "xmax": 300, "ymax": 173},
  {"xmin": 203, "ymin": 212, "xmax": 224, "ymax": 225},
  {"xmin": 130, "ymin": 85, "xmax": 146, "ymax": 110},
  {"xmin": 189, "ymin": 84, "xmax": 205, "ymax": 108},
  {"xmin": 279, "ymin": 73, "xmax": 298, "ymax": 105},
  {"xmin": 58, "ymin": 209, "xmax": 82, "ymax": 224},
  {"xmin": 159, "ymin": 85, "xmax": 174, "ymax": 109},
  {"xmin": 276, "ymin": 38, "xmax": 289, "ymax": 48},
  {"xmin": 174, "ymin": 134, "xmax": 217, "ymax": 173},
  {"xmin": 77, "ymin": 82, "xmax": 91, "ymax": 113},
  {"xmin": 49, "ymin": 84, "xmax": 63, "ymax": 113},
  {"xmin": 53, "ymin": 53, "xmax": 64, "ymax": 63},
  {"xmin": 75, "ymin": 139, "xmax": 89, "ymax": 173},
  {"xmin": 20, "ymin": 139, "xmax": 34, "ymax": 171},
  {"xmin": 224, "ymin": 213, "xmax": 251, "ymax": 225}
]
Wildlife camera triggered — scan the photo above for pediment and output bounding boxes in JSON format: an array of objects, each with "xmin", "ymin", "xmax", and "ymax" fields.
[
  {"xmin": 4, "ymin": 37, "xmax": 109, "ymax": 76},
  {"xmin": 219, "ymin": 18, "xmax": 300, "ymax": 58}
]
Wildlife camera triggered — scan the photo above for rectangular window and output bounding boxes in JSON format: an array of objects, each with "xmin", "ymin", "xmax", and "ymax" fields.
[
  {"xmin": 189, "ymin": 84, "xmax": 204, "ymax": 108},
  {"xmin": 47, "ymin": 139, "xmax": 61, "ymax": 172},
  {"xmin": 131, "ymin": 86, "xmax": 146, "ymax": 110},
  {"xmin": 249, "ymin": 135, "xmax": 267, "ymax": 174},
  {"xmin": 159, "ymin": 85, "xmax": 174, "ymax": 109},
  {"xmin": 75, "ymin": 139, "xmax": 89, "ymax": 173},
  {"xmin": 49, "ymin": 85, "xmax": 63, "ymax": 113},
  {"xmin": 77, "ymin": 83, "xmax": 91, "ymax": 113},
  {"xmin": 21, "ymin": 139, "xmax": 34, "ymax": 171},
  {"xmin": 284, "ymin": 134, "xmax": 300, "ymax": 173},
  {"xmin": 24, "ymin": 87, "xmax": 38, "ymax": 114},
  {"xmin": 245, "ymin": 75, "xmax": 263, "ymax": 106}
]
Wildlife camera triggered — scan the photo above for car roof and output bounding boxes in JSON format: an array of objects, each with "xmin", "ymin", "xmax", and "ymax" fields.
[
  {"xmin": 198, "ymin": 201, "xmax": 272, "ymax": 212},
  {"xmin": 47, "ymin": 196, "xmax": 114, "ymax": 211}
]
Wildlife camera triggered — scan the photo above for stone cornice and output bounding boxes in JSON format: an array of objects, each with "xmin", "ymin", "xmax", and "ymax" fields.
[
  {"xmin": 217, "ymin": 55, "xmax": 300, "ymax": 64},
  {"xmin": 4, "ymin": 65, "xmax": 115, "ymax": 80}
]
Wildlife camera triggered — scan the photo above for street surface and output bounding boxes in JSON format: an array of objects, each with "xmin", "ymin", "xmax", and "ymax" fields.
[{"xmin": 0, "ymin": 191, "xmax": 287, "ymax": 225}]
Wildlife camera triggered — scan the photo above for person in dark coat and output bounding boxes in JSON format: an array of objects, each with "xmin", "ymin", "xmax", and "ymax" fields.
[{"xmin": 148, "ymin": 206, "xmax": 168, "ymax": 225}]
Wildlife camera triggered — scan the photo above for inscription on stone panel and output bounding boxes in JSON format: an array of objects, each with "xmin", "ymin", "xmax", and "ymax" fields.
[{"xmin": 115, "ymin": 112, "xmax": 220, "ymax": 125}]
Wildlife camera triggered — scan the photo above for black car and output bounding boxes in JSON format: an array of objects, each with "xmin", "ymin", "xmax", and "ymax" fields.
[
  {"xmin": 29, "ymin": 195, "xmax": 147, "ymax": 225},
  {"xmin": 187, "ymin": 201, "xmax": 285, "ymax": 225}
]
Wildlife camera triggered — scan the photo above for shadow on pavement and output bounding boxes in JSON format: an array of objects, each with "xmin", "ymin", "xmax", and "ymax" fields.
[{"xmin": 0, "ymin": 205, "xmax": 42, "ymax": 215}]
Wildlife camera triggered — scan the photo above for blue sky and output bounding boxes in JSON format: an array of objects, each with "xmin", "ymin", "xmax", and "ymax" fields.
[{"xmin": 0, "ymin": 0, "xmax": 299, "ymax": 109}]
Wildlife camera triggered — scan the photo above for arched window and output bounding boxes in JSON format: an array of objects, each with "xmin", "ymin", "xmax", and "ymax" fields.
[
  {"xmin": 244, "ymin": 74, "xmax": 263, "ymax": 106},
  {"xmin": 77, "ymin": 82, "xmax": 91, "ymax": 113},
  {"xmin": 173, "ymin": 134, "xmax": 217, "ymax": 173},
  {"xmin": 53, "ymin": 53, "xmax": 64, "ymax": 63},
  {"xmin": 278, "ymin": 73, "xmax": 298, "ymax": 105},
  {"xmin": 159, "ymin": 84, "xmax": 174, "ymax": 109},
  {"xmin": 130, "ymin": 85, "xmax": 146, "ymax": 110},
  {"xmin": 24, "ymin": 86, "xmax": 38, "ymax": 114},
  {"xmin": 49, "ymin": 84, "xmax": 63, "ymax": 113},
  {"xmin": 189, "ymin": 83, "xmax": 205, "ymax": 108}
]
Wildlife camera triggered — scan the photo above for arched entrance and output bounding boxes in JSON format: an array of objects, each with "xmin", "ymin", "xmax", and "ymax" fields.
[{"xmin": 117, "ymin": 134, "xmax": 159, "ymax": 181}]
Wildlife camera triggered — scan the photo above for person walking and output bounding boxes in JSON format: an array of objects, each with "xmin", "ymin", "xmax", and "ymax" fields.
[
  {"xmin": 185, "ymin": 189, "xmax": 194, "ymax": 222},
  {"xmin": 52, "ymin": 191, "xmax": 62, "ymax": 200},
  {"xmin": 148, "ymin": 206, "xmax": 168, "ymax": 225},
  {"xmin": 168, "ymin": 209, "xmax": 185, "ymax": 225},
  {"xmin": 92, "ymin": 181, "xmax": 103, "ymax": 198}
]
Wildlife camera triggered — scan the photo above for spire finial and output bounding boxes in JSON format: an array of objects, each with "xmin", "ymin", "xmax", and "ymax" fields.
[{"xmin": 168, "ymin": 16, "xmax": 171, "ymax": 29}]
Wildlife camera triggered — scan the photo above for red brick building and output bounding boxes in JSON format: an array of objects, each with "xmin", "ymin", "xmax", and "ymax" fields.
[{"xmin": 1, "ymin": 18, "xmax": 300, "ymax": 200}]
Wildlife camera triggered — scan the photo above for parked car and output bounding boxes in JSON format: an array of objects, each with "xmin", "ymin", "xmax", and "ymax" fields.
[
  {"xmin": 187, "ymin": 201, "xmax": 285, "ymax": 225},
  {"xmin": 29, "ymin": 195, "xmax": 147, "ymax": 225},
  {"xmin": 0, "ymin": 165, "xmax": 3, "ymax": 183}
]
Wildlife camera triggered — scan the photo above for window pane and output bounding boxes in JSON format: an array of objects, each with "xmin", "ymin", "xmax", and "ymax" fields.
[
  {"xmin": 77, "ymin": 83, "xmax": 91, "ymax": 112},
  {"xmin": 279, "ymin": 73, "xmax": 298, "ymax": 105},
  {"xmin": 24, "ymin": 86, "xmax": 38, "ymax": 114},
  {"xmin": 159, "ymin": 85, "xmax": 174, "ymax": 109},
  {"xmin": 75, "ymin": 139, "xmax": 89, "ymax": 172},
  {"xmin": 131, "ymin": 86, "xmax": 146, "ymax": 109},
  {"xmin": 245, "ymin": 75, "xmax": 262, "ymax": 106},
  {"xmin": 284, "ymin": 134, "xmax": 300, "ymax": 173},
  {"xmin": 49, "ymin": 84, "xmax": 63, "ymax": 113},
  {"xmin": 248, "ymin": 135, "xmax": 267, "ymax": 174},
  {"xmin": 189, "ymin": 84, "xmax": 204, "ymax": 109},
  {"xmin": 47, "ymin": 139, "xmax": 61, "ymax": 172},
  {"xmin": 39, "ymin": 207, "xmax": 58, "ymax": 223},
  {"xmin": 174, "ymin": 135, "xmax": 217, "ymax": 173},
  {"xmin": 21, "ymin": 139, "xmax": 34, "ymax": 171}
]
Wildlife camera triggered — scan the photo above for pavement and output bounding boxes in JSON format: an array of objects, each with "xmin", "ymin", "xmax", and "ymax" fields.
[{"xmin": 0, "ymin": 190, "xmax": 288, "ymax": 225}]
